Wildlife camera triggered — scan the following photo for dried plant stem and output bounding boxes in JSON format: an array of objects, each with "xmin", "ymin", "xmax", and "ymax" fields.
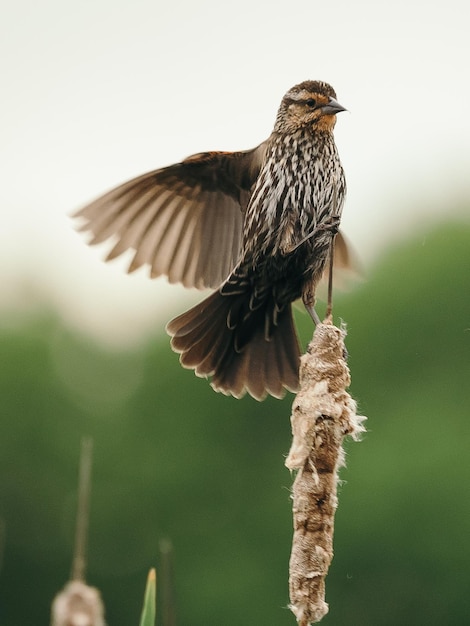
[
  {"xmin": 286, "ymin": 320, "xmax": 365, "ymax": 625},
  {"xmin": 72, "ymin": 436, "xmax": 93, "ymax": 582},
  {"xmin": 159, "ymin": 538, "xmax": 177, "ymax": 626},
  {"xmin": 52, "ymin": 437, "xmax": 105, "ymax": 626}
]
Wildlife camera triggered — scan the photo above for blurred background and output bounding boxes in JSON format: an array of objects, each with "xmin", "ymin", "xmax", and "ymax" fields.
[{"xmin": 1, "ymin": 0, "xmax": 469, "ymax": 624}]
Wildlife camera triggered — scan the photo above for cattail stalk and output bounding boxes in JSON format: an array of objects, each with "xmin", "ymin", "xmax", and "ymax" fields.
[
  {"xmin": 51, "ymin": 437, "xmax": 105, "ymax": 626},
  {"xmin": 71, "ymin": 436, "xmax": 93, "ymax": 582},
  {"xmin": 286, "ymin": 320, "xmax": 366, "ymax": 625}
]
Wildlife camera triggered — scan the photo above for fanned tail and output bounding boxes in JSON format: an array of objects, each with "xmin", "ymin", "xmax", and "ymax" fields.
[{"xmin": 166, "ymin": 290, "xmax": 300, "ymax": 400}]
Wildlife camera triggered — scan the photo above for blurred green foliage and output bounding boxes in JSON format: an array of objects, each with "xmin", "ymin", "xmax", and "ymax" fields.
[{"xmin": 0, "ymin": 222, "xmax": 469, "ymax": 625}]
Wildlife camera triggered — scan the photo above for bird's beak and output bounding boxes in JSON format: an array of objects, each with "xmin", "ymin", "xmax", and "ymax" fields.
[{"xmin": 321, "ymin": 97, "xmax": 347, "ymax": 115}]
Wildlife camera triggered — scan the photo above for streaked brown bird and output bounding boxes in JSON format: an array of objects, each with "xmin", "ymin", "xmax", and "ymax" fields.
[{"xmin": 75, "ymin": 80, "xmax": 349, "ymax": 400}]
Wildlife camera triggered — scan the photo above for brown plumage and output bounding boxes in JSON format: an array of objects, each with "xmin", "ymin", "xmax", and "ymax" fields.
[{"xmin": 75, "ymin": 80, "xmax": 349, "ymax": 400}]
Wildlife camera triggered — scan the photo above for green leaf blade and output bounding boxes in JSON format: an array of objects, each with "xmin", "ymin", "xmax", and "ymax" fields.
[{"xmin": 139, "ymin": 568, "xmax": 156, "ymax": 626}]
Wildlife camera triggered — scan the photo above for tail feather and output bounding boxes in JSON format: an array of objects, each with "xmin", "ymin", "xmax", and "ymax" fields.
[
  {"xmin": 170, "ymin": 302, "xmax": 225, "ymax": 354},
  {"xmin": 167, "ymin": 291, "xmax": 228, "ymax": 338},
  {"xmin": 168, "ymin": 293, "xmax": 228, "ymax": 371},
  {"xmin": 166, "ymin": 290, "xmax": 301, "ymax": 400},
  {"xmin": 210, "ymin": 309, "xmax": 300, "ymax": 399},
  {"xmin": 185, "ymin": 317, "xmax": 233, "ymax": 374}
]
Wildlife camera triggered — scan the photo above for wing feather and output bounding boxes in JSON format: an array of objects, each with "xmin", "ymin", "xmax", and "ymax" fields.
[{"xmin": 74, "ymin": 147, "xmax": 266, "ymax": 289}]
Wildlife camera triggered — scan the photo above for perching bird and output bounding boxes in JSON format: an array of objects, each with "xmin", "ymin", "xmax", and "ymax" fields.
[{"xmin": 75, "ymin": 80, "xmax": 349, "ymax": 400}]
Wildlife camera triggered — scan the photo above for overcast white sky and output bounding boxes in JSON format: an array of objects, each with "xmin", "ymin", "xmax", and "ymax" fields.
[{"xmin": 1, "ymin": 0, "xmax": 469, "ymax": 345}]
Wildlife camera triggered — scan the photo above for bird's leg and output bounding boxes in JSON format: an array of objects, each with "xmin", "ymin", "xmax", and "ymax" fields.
[
  {"xmin": 325, "ymin": 231, "xmax": 337, "ymax": 321},
  {"xmin": 306, "ymin": 304, "xmax": 322, "ymax": 326},
  {"xmin": 285, "ymin": 214, "xmax": 341, "ymax": 254},
  {"xmin": 302, "ymin": 288, "xmax": 321, "ymax": 325},
  {"xmin": 324, "ymin": 213, "xmax": 341, "ymax": 235},
  {"xmin": 325, "ymin": 174, "xmax": 341, "ymax": 320}
]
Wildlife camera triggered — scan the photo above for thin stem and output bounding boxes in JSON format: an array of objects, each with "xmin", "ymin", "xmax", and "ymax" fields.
[
  {"xmin": 325, "ymin": 177, "xmax": 339, "ymax": 320},
  {"xmin": 71, "ymin": 437, "xmax": 94, "ymax": 582},
  {"xmin": 325, "ymin": 233, "xmax": 336, "ymax": 320},
  {"xmin": 159, "ymin": 538, "xmax": 177, "ymax": 626}
]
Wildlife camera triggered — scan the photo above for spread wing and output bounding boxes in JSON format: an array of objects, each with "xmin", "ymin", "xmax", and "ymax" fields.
[{"xmin": 74, "ymin": 147, "xmax": 266, "ymax": 289}]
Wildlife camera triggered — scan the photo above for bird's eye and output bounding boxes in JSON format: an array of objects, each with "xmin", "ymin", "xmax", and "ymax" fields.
[{"xmin": 305, "ymin": 98, "xmax": 317, "ymax": 108}]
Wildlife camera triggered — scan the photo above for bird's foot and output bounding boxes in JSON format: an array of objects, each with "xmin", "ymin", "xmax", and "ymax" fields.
[
  {"xmin": 305, "ymin": 304, "xmax": 321, "ymax": 326},
  {"xmin": 323, "ymin": 213, "xmax": 341, "ymax": 235}
]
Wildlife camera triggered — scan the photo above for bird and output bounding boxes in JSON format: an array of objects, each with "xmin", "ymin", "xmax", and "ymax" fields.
[{"xmin": 74, "ymin": 80, "xmax": 349, "ymax": 401}]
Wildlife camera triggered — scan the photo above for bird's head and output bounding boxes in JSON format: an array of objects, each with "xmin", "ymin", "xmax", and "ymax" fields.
[{"xmin": 275, "ymin": 80, "xmax": 346, "ymax": 134}]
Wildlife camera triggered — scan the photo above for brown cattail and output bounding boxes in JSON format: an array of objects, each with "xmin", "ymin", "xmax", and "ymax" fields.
[
  {"xmin": 51, "ymin": 580, "xmax": 105, "ymax": 626},
  {"xmin": 286, "ymin": 321, "xmax": 366, "ymax": 624}
]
